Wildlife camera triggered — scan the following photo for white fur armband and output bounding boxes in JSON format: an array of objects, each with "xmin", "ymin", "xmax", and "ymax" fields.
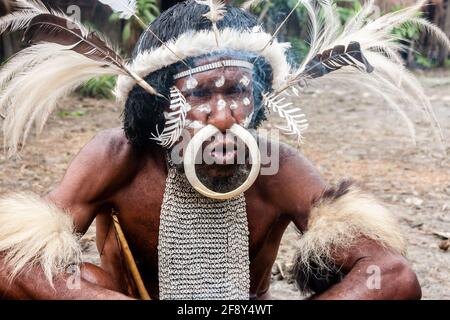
[
  {"xmin": 295, "ymin": 181, "xmax": 406, "ymax": 282},
  {"xmin": 0, "ymin": 193, "xmax": 81, "ymax": 284}
]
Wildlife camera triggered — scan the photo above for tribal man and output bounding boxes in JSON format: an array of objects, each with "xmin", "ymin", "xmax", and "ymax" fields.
[{"xmin": 1, "ymin": 0, "xmax": 445, "ymax": 299}]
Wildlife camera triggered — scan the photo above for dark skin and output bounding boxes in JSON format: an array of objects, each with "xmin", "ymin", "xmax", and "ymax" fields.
[{"xmin": 0, "ymin": 66, "xmax": 421, "ymax": 300}]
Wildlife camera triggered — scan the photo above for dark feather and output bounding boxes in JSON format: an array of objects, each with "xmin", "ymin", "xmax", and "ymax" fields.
[
  {"xmin": 313, "ymin": 179, "xmax": 355, "ymax": 206},
  {"xmin": 23, "ymin": 14, "xmax": 120, "ymax": 64},
  {"xmin": 22, "ymin": 13, "xmax": 159, "ymax": 96},
  {"xmin": 304, "ymin": 42, "xmax": 374, "ymax": 79},
  {"xmin": 0, "ymin": 0, "xmax": 14, "ymax": 17}
]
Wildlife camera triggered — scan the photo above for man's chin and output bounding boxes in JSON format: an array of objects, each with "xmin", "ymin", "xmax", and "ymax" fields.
[{"xmin": 195, "ymin": 163, "xmax": 251, "ymax": 194}]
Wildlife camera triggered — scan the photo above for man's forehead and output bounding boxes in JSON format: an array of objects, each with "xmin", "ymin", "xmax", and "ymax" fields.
[
  {"xmin": 192, "ymin": 67, "xmax": 252, "ymax": 81},
  {"xmin": 175, "ymin": 67, "xmax": 253, "ymax": 90}
]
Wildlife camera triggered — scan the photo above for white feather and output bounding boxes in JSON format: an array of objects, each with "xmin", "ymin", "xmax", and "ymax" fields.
[
  {"xmin": 0, "ymin": 0, "xmax": 84, "ymax": 35},
  {"xmin": 97, "ymin": 0, "xmax": 137, "ymax": 19},
  {"xmin": 196, "ymin": 0, "xmax": 227, "ymax": 46},
  {"xmin": 241, "ymin": 0, "xmax": 264, "ymax": 10},
  {"xmin": 151, "ymin": 86, "xmax": 188, "ymax": 148},
  {"xmin": 0, "ymin": 43, "xmax": 59, "ymax": 92},
  {"xmin": 0, "ymin": 44, "xmax": 124, "ymax": 157},
  {"xmin": 196, "ymin": 0, "xmax": 226, "ymax": 23},
  {"xmin": 263, "ymin": 92, "xmax": 308, "ymax": 144},
  {"xmin": 281, "ymin": 0, "xmax": 448, "ymax": 145},
  {"xmin": 0, "ymin": 0, "xmax": 46, "ymax": 34}
]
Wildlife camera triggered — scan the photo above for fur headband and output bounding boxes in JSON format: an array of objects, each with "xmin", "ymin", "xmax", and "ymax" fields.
[{"xmin": 114, "ymin": 28, "xmax": 292, "ymax": 102}]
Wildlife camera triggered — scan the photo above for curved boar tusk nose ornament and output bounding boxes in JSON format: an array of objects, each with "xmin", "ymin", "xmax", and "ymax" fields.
[{"xmin": 183, "ymin": 124, "xmax": 261, "ymax": 200}]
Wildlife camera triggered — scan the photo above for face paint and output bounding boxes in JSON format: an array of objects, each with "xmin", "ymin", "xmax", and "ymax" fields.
[
  {"xmin": 243, "ymin": 97, "xmax": 251, "ymax": 106},
  {"xmin": 215, "ymin": 75, "xmax": 225, "ymax": 88},
  {"xmin": 230, "ymin": 100, "xmax": 239, "ymax": 110},
  {"xmin": 187, "ymin": 120, "xmax": 205, "ymax": 129},
  {"xmin": 196, "ymin": 104, "xmax": 211, "ymax": 114},
  {"xmin": 239, "ymin": 76, "xmax": 250, "ymax": 87},
  {"xmin": 217, "ymin": 99, "xmax": 227, "ymax": 111},
  {"xmin": 186, "ymin": 76, "xmax": 198, "ymax": 90}
]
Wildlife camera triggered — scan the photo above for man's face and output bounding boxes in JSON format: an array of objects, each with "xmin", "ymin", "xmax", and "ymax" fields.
[{"xmin": 169, "ymin": 63, "xmax": 255, "ymax": 191}]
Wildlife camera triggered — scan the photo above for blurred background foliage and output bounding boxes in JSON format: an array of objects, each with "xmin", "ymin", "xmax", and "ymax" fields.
[{"xmin": 1, "ymin": 0, "xmax": 450, "ymax": 98}]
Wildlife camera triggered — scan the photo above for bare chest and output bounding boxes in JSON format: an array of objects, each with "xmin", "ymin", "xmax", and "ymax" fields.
[{"xmin": 102, "ymin": 165, "xmax": 290, "ymax": 296}]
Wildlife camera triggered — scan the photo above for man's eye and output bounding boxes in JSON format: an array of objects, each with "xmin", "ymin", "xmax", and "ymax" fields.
[
  {"xmin": 189, "ymin": 90, "xmax": 210, "ymax": 98},
  {"xmin": 226, "ymin": 86, "xmax": 247, "ymax": 95}
]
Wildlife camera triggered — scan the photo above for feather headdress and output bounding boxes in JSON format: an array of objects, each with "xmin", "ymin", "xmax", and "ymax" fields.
[
  {"xmin": 240, "ymin": 0, "xmax": 264, "ymax": 11},
  {"xmin": 97, "ymin": 0, "xmax": 137, "ymax": 20},
  {"xmin": 151, "ymin": 87, "xmax": 189, "ymax": 148},
  {"xmin": 1, "ymin": 0, "xmax": 448, "ymax": 154},
  {"xmin": 98, "ymin": 0, "xmax": 189, "ymax": 67},
  {"xmin": 196, "ymin": 0, "xmax": 227, "ymax": 46},
  {"xmin": 0, "ymin": 0, "xmax": 159, "ymax": 156},
  {"xmin": 261, "ymin": 0, "xmax": 449, "ymax": 144}
]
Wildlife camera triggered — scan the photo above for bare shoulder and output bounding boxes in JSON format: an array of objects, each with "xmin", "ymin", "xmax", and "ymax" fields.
[
  {"xmin": 256, "ymin": 138, "xmax": 326, "ymax": 227},
  {"xmin": 80, "ymin": 128, "xmax": 132, "ymax": 162},
  {"xmin": 49, "ymin": 128, "xmax": 142, "ymax": 206}
]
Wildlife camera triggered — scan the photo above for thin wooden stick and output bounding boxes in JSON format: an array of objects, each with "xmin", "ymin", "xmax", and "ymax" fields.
[{"xmin": 112, "ymin": 213, "xmax": 151, "ymax": 300}]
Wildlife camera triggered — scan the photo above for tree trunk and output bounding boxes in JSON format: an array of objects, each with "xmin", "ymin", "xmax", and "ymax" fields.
[{"xmin": 438, "ymin": 0, "xmax": 450, "ymax": 65}]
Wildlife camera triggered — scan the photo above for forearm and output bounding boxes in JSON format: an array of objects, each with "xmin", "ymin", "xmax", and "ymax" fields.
[
  {"xmin": 0, "ymin": 260, "xmax": 132, "ymax": 300},
  {"xmin": 311, "ymin": 257, "xmax": 421, "ymax": 300}
]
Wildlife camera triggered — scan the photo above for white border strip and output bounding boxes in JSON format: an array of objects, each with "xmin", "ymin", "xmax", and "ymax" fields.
[{"xmin": 173, "ymin": 60, "xmax": 254, "ymax": 80}]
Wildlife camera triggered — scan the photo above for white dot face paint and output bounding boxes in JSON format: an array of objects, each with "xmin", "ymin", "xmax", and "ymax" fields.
[
  {"xmin": 187, "ymin": 120, "xmax": 205, "ymax": 129},
  {"xmin": 239, "ymin": 76, "xmax": 250, "ymax": 87},
  {"xmin": 215, "ymin": 75, "xmax": 225, "ymax": 88},
  {"xmin": 217, "ymin": 99, "xmax": 227, "ymax": 111},
  {"xmin": 243, "ymin": 97, "xmax": 251, "ymax": 106},
  {"xmin": 186, "ymin": 77, "xmax": 198, "ymax": 90},
  {"xmin": 196, "ymin": 104, "xmax": 211, "ymax": 114},
  {"xmin": 230, "ymin": 100, "xmax": 239, "ymax": 110}
]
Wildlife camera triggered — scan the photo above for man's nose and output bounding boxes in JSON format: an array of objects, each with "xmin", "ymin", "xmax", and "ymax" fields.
[{"xmin": 207, "ymin": 96, "xmax": 236, "ymax": 133}]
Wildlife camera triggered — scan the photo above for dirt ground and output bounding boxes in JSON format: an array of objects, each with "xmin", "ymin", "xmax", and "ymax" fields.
[{"xmin": 0, "ymin": 70, "xmax": 448, "ymax": 299}]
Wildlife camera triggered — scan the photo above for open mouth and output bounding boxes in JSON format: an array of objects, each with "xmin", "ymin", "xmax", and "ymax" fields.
[
  {"xmin": 209, "ymin": 140, "xmax": 238, "ymax": 165},
  {"xmin": 201, "ymin": 134, "xmax": 243, "ymax": 165},
  {"xmin": 183, "ymin": 124, "xmax": 261, "ymax": 200}
]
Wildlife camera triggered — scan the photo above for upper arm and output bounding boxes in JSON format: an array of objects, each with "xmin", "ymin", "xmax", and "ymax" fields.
[
  {"xmin": 259, "ymin": 141, "xmax": 326, "ymax": 231},
  {"xmin": 45, "ymin": 128, "xmax": 138, "ymax": 234}
]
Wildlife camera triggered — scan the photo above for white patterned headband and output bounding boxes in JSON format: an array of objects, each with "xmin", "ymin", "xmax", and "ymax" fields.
[{"xmin": 173, "ymin": 60, "xmax": 254, "ymax": 80}]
